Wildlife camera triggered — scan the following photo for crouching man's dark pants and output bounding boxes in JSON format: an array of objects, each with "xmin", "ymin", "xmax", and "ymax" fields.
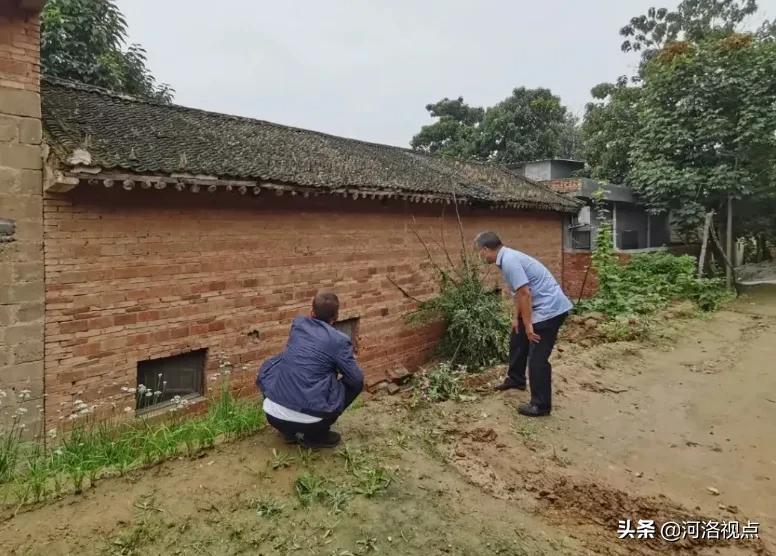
[
  {"xmin": 265, "ymin": 381, "xmax": 362, "ymax": 439},
  {"xmin": 507, "ymin": 312, "xmax": 568, "ymax": 412}
]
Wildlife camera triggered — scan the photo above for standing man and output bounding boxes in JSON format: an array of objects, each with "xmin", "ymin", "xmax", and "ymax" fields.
[
  {"xmin": 475, "ymin": 232, "xmax": 572, "ymax": 417},
  {"xmin": 257, "ymin": 292, "xmax": 364, "ymax": 448}
]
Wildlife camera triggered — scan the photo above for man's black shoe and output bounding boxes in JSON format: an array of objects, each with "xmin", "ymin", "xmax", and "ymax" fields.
[
  {"xmin": 302, "ymin": 430, "xmax": 341, "ymax": 449},
  {"xmin": 517, "ymin": 403, "xmax": 550, "ymax": 417},
  {"xmin": 281, "ymin": 432, "xmax": 299, "ymax": 444},
  {"xmin": 494, "ymin": 379, "xmax": 527, "ymax": 392}
]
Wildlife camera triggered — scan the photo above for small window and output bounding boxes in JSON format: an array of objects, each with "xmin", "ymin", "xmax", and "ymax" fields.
[
  {"xmin": 568, "ymin": 210, "xmax": 592, "ymax": 250},
  {"xmin": 571, "ymin": 229, "xmax": 592, "ymax": 250},
  {"xmin": 334, "ymin": 317, "xmax": 360, "ymax": 352},
  {"xmin": 136, "ymin": 349, "xmax": 206, "ymax": 412}
]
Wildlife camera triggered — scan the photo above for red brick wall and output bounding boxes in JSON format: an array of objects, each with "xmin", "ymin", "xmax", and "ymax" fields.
[
  {"xmin": 543, "ymin": 178, "xmax": 582, "ymax": 194},
  {"xmin": 562, "ymin": 252, "xmax": 596, "ymax": 301},
  {"xmin": 43, "ymin": 188, "xmax": 564, "ymax": 425},
  {"xmin": 0, "ymin": 5, "xmax": 40, "ymax": 91},
  {"xmin": 562, "ymin": 251, "xmax": 632, "ymax": 301}
]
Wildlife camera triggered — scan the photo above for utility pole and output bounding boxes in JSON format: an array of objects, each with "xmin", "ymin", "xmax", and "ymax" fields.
[{"xmin": 726, "ymin": 194, "xmax": 734, "ymax": 290}]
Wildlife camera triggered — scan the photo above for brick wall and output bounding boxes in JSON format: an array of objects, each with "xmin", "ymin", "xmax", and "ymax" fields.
[
  {"xmin": 543, "ymin": 178, "xmax": 582, "ymax": 195},
  {"xmin": 0, "ymin": 4, "xmax": 44, "ymax": 434},
  {"xmin": 42, "ymin": 188, "xmax": 563, "ymax": 426},
  {"xmin": 562, "ymin": 251, "xmax": 632, "ymax": 301},
  {"xmin": 0, "ymin": 4, "xmax": 40, "ymax": 91}
]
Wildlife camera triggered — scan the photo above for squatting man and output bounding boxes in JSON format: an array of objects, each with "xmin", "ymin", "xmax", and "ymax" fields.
[
  {"xmin": 475, "ymin": 231, "xmax": 572, "ymax": 417},
  {"xmin": 256, "ymin": 292, "xmax": 363, "ymax": 449}
]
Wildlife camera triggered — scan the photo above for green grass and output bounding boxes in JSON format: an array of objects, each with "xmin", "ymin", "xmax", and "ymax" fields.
[
  {"xmin": 290, "ymin": 445, "xmax": 392, "ymax": 514},
  {"xmin": 0, "ymin": 382, "xmax": 265, "ymax": 506}
]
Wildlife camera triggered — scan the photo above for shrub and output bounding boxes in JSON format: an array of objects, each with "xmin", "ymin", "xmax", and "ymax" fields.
[
  {"xmin": 412, "ymin": 264, "xmax": 511, "ymax": 370},
  {"xmin": 577, "ymin": 221, "xmax": 732, "ymax": 317}
]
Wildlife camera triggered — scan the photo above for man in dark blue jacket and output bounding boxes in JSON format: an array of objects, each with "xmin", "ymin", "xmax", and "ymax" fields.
[{"xmin": 257, "ymin": 292, "xmax": 364, "ymax": 448}]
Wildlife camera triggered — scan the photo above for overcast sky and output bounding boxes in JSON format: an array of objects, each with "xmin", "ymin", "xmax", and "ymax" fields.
[{"xmin": 117, "ymin": 0, "xmax": 776, "ymax": 147}]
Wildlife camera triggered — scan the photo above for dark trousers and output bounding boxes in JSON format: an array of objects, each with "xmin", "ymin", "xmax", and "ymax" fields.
[
  {"xmin": 266, "ymin": 381, "xmax": 361, "ymax": 439},
  {"xmin": 506, "ymin": 312, "xmax": 567, "ymax": 411}
]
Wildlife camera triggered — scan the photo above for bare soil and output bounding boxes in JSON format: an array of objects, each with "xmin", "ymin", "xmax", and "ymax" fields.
[{"xmin": 1, "ymin": 294, "xmax": 774, "ymax": 555}]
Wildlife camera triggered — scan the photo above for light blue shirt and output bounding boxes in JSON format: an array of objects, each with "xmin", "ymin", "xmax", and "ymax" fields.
[{"xmin": 496, "ymin": 247, "xmax": 573, "ymax": 324}]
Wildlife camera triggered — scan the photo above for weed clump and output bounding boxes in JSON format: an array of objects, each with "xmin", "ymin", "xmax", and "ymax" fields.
[
  {"xmin": 577, "ymin": 220, "xmax": 731, "ymax": 318},
  {"xmin": 409, "ymin": 362, "xmax": 470, "ymax": 407}
]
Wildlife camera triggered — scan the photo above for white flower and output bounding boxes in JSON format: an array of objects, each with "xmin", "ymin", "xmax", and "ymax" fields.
[
  {"xmin": 138, "ymin": 384, "xmax": 147, "ymax": 394},
  {"xmin": 15, "ymin": 407, "xmax": 28, "ymax": 415},
  {"xmin": 158, "ymin": 373, "xmax": 163, "ymax": 378},
  {"xmin": 47, "ymin": 428, "xmax": 57, "ymax": 439},
  {"xmin": 54, "ymin": 448, "xmax": 63, "ymax": 456},
  {"xmin": 145, "ymin": 391, "xmax": 152, "ymax": 397},
  {"xmin": 153, "ymin": 390, "xmax": 161, "ymax": 397},
  {"xmin": 172, "ymin": 395, "xmax": 182, "ymax": 404}
]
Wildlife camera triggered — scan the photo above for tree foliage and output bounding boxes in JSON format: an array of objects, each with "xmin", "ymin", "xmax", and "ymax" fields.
[
  {"xmin": 410, "ymin": 97, "xmax": 483, "ymax": 158},
  {"xmin": 478, "ymin": 87, "xmax": 571, "ymax": 164},
  {"xmin": 581, "ymin": 79, "xmax": 641, "ymax": 184},
  {"xmin": 620, "ymin": 0, "xmax": 758, "ymax": 63},
  {"xmin": 583, "ymin": 0, "xmax": 776, "ymax": 254},
  {"xmin": 628, "ymin": 34, "xmax": 776, "ymax": 234},
  {"xmin": 411, "ymin": 88, "xmax": 579, "ymax": 163},
  {"xmin": 41, "ymin": 0, "xmax": 173, "ymax": 102}
]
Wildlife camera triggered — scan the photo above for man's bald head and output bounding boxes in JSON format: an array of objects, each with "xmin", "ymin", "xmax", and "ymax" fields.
[{"xmin": 312, "ymin": 292, "xmax": 339, "ymax": 324}]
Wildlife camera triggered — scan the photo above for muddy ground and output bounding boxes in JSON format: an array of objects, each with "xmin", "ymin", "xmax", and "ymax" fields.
[{"xmin": 1, "ymin": 293, "xmax": 774, "ymax": 556}]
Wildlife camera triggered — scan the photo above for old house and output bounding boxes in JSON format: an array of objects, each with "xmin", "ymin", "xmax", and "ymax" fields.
[
  {"xmin": 1, "ymin": 3, "xmax": 579, "ymax": 432},
  {"xmin": 514, "ymin": 159, "xmax": 675, "ymax": 299}
]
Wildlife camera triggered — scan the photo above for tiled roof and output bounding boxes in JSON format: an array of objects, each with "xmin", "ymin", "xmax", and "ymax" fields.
[{"xmin": 41, "ymin": 78, "xmax": 579, "ymax": 213}]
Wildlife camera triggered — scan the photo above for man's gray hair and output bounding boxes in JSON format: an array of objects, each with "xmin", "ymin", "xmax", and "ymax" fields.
[{"xmin": 474, "ymin": 231, "xmax": 503, "ymax": 250}]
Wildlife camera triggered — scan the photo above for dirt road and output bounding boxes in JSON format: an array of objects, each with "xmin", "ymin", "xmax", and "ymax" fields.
[{"xmin": 1, "ymin": 293, "xmax": 774, "ymax": 555}]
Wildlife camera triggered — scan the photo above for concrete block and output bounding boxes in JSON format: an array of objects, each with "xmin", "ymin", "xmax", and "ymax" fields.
[
  {"xmin": 19, "ymin": 169, "xmax": 41, "ymax": 192},
  {"xmin": 16, "ymin": 302, "xmax": 43, "ymax": 322},
  {"xmin": 12, "ymin": 340, "xmax": 43, "ymax": 364},
  {"xmin": 0, "ymin": 87, "xmax": 40, "ymax": 118},
  {"xmin": 0, "ymin": 192, "xmax": 40, "ymax": 218},
  {"xmin": 13, "ymin": 218, "xmax": 42, "ymax": 240},
  {"xmin": 12, "ymin": 261, "xmax": 43, "ymax": 282},
  {"xmin": 4, "ymin": 321, "xmax": 41, "ymax": 344},
  {"xmin": 0, "ymin": 166, "xmax": 20, "ymax": 193},
  {"xmin": 0, "ymin": 360, "xmax": 43, "ymax": 389},
  {"xmin": 0, "ymin": 122, "xmax": 17, "ymax": 141},
  {"xmin": 0, "ymin": 143, "xmax": 41, "ymax": 169},
  {"xmin": 0, "ymin": 281, "xmax": 42, "ymax": 304},
  {"xmin": 18, "ymin": 117, "xmax": 41, "ymax": 144},
  {"xmin": 0, "ymin": 305, "xmax": 17, "ymax": 326}
]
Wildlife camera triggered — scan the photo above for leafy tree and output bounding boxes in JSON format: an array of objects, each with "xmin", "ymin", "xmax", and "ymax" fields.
[
  {"xmin": 478, "ymin": 87, "xmax": 569, "ymax": 164},
  {"xmin": 620, "ymin": 0, "xmax": 758, "ymax": 64},
  {"xmin": 411, "ymin": 88, "xmax": 573, "ymax": 163},
  {"xmin": 581, "ymin": 78, "xmax": 641, "ymax": 184},
  {"xmin": 410, "ymin": 97, "xmax": 484, "ymax": 158},
  {"xmin": 41, "ymin": 0, "xmax": 173, "ymax": 102},
  {"xmin": 583, "ymin": 0, "xmax": 765, "ymax": 186},
  {"xmin": 558, "ymin": 113, "xmax": 584, "ymax": 161},
  {"xmin": 628, "ymin": 35, "xmax": 776, "ymax": 235}
]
